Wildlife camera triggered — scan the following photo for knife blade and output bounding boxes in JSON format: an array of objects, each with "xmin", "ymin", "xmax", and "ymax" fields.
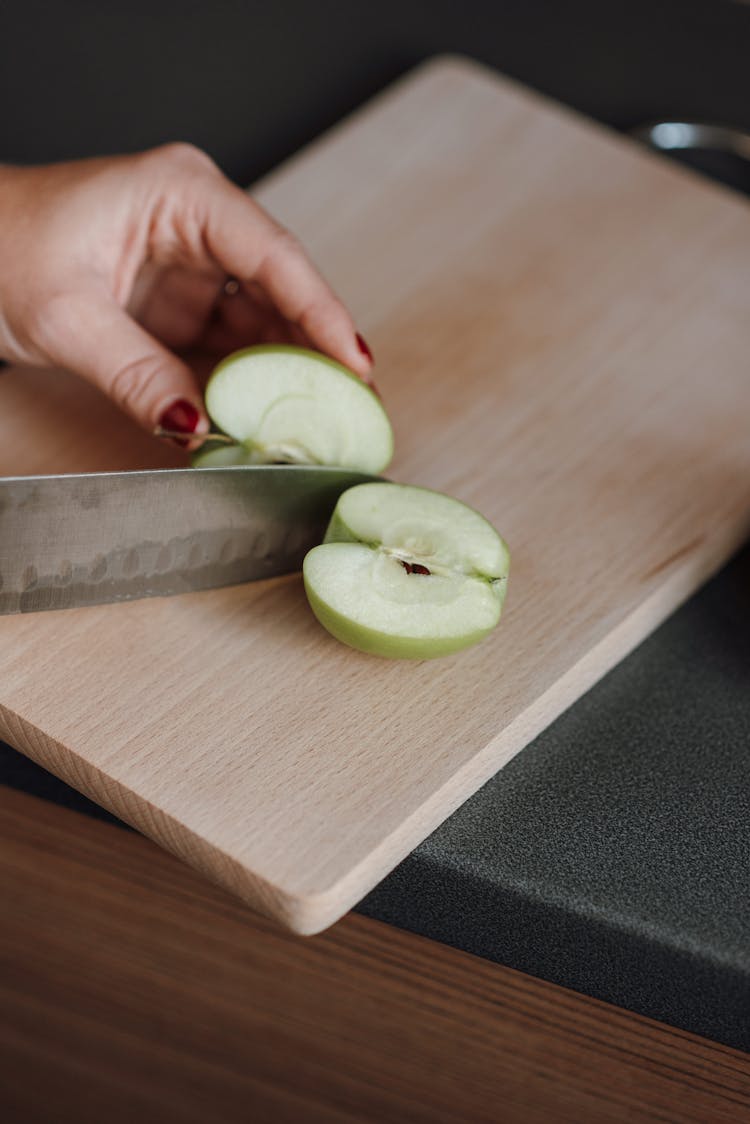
[{"xmin": 0, "ymin": 465, "xmax": 376, "ymax": 614}]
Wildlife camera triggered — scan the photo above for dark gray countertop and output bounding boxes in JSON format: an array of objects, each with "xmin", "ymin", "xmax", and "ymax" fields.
[
  {"xmin": 361, "ymin": 544, "xmax": 750, "ymax": 1050},
  {"xmin": 4, "ymin": 543, "xmax": 749, "ymax": 1050}
]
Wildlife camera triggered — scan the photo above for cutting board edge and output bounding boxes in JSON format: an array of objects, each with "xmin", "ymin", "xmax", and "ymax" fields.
[
  {"xmin": 426, "ymin": 53, "xmax": 750, "ymax": 214},
  {"xmin": 251, "ymin": 51, "xmax": 750, "ymax": 223},
  {"xmin": 0, "ymin": 703, "xmax": 309, "ymax": 931},
  {"xmin": 322, "ymin": 517, "xmax": 750, "ymax": 928},
  {"xmin": 3, "ymin": 515, "xmax": 746, "ymax": 935}
]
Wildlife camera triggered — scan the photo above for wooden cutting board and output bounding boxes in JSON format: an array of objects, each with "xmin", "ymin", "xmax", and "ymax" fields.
[{"xmin": 1, "ymin": 57, "xmax": 749, "ymax": 934}]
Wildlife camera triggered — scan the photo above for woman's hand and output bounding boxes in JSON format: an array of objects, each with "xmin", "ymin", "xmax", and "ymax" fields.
[{"xmin": 0, "ymin": 144, "xmax": 374, "ymax": 440}]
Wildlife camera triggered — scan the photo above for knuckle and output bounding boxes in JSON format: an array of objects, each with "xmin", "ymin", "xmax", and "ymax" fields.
[
  {"xmin": 152, "ymin": 141, "xmax": 217, "ymax": 175},
  {"xmin": 274, "ymin": 226, "xmax": 303, "ymax": 255},
  {"xmin": 297, "ymin": 300, "xmax": 330, "ymax": 337},
  {"xmin": 258, "ymin": 226, "xmax": 308, "ymax": 287},
  {"xmin": 108, "ymin": 353, "xmax": 164, "ymax": 416},
  {"xmin": 29, "ymin": 291, "xmax": 81, "ymax": 354}
]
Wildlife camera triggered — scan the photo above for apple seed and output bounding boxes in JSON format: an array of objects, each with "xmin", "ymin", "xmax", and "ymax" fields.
[{"xmin": 400, "ymin": 560, "xmax": 432, "ymax": 575}]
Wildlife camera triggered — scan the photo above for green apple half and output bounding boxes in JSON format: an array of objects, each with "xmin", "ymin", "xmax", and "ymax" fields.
[
  {"xmin": 303, "ymin": 483, "xmax": 510, "ymax": 659},
  {"xmin": 196, "ymin": 344, "xmax": 393, "ymax": 473}
]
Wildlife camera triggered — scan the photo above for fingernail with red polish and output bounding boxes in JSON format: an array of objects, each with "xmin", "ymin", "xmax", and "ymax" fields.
[
  {"xmin": 159, "ymin": 399, "xmax": 200, "ymax": 434},
  {"xmin": 356, "ymin": 332, "xmax": 374, "ymax": 364},
  {"xmin": 157, "ymin": 399, "xmax": 201, "ymax": 447}
]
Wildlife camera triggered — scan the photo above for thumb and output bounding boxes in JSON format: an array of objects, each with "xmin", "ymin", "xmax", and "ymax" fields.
[{"xmin": 40, "ymin": 292, "xmax": 209, "ymax": 438}]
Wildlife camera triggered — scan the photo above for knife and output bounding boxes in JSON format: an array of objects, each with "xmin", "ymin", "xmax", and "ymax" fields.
[{"xmin": 0, "ymin": 465, "xmax": 376, "ymax": 614}]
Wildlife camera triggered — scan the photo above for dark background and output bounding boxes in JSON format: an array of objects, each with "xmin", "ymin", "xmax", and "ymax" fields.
[{"xmin": 1, "ymin": 0, "xmax": 749, "ymax": 182}]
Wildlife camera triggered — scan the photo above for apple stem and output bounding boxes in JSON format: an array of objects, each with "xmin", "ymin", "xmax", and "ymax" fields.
[{"xmin": 155, "ymin": 428, "xmax": 234, "ymax": 446}]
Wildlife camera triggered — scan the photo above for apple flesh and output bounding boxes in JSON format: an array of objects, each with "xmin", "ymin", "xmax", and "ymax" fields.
[
  {"xmin": 200, "ymin": 344, "xmax": 393, "ymax": 473},
  {"xmin": 303, "ymin": 483, "xmax": 510, "ymax": 659}
]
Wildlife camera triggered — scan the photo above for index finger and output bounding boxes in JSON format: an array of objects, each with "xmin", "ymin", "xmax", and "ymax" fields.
[{"xmin": 197, "ymin": 175, "xmax": 374, "ymax": 379}]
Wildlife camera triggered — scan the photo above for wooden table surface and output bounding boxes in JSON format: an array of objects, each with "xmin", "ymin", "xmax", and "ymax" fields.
[{"xmin": 2, "ymin": 785, "xmax": 749, "ymax": 1123}]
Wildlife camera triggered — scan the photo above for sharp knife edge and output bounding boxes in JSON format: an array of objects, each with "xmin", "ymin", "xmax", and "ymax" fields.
[{"xmin": 0, "ymin": 465, "xmax": 376, "ymax": 614}]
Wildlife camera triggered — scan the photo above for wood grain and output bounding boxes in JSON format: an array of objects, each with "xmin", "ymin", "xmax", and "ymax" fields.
[
  {"xmin": 1, "ymin": 56, "xmax": 750, "ymax": 932},
  {"xmin": 2, "ymin": 786, "xmax": 749, "ymax": 1124}
]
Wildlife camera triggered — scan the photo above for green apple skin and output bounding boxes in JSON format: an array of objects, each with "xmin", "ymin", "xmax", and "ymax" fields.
[
  {"xmin": 190, "ymin": 444, "xmax": 255, "ymax": 468},
  {"xmin": 304, "ymin": 560, "xmax": 505, "ymax": 659},
  {"xmin": 203, "ymin": 344, "xmax": 394, "ymax": 474},
  {"xmin": 303, "ymin": 482, "xmax": 510, "ymax": 660}
]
